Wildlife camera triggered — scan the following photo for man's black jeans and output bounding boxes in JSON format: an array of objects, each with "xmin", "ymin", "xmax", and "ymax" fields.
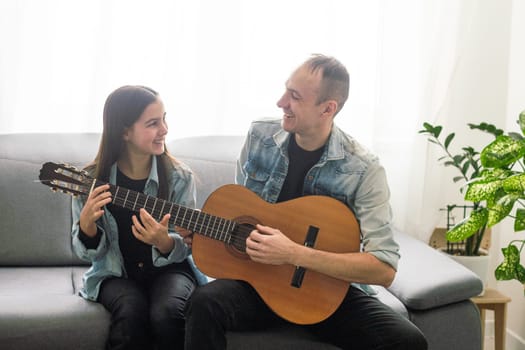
[{"xmin": 185, "ymin": 279, "xmax": 428, "ymax": 350}]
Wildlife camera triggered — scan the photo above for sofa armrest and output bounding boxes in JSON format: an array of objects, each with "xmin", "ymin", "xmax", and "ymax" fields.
[{"xmin": 388, "ymin": 229, "xmax": 483, "ymax": 310}]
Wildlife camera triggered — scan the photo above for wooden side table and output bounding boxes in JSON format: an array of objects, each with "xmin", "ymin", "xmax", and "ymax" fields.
[{"xmin": 471, "ymin": 288, "xmax": 511, "ymax": 350}]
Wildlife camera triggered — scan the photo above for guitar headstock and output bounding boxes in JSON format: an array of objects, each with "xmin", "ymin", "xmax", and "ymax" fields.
[{"xmin": 39, "ymin": 162, "xmax": 94, "ymax": 197}]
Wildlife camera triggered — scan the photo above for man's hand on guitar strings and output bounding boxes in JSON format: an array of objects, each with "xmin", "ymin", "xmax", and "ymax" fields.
[{"xmin": 245, "ymin": 224, "xmax": 299, "ymax": 265}]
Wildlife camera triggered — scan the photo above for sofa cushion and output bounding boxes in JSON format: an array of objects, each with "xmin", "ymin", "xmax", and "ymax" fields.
[
  {"xmin": 1, "ymin": 267, "xmax": 78, "ymax": 294},
  {"xmin": 0, "ymin": 133, "xmax": 101, "ymax": 266},
  {"xmin": 0, "ymin": 294, "xmax": 109, "ymax": 350},
  {"xmin": 373, "ymin": 285, "xmax": 408, "ymax": 318},
  {"xmin": 0, "ymin": 159, "xmax": 82, "ymax": 266},
  {"xmin": 169, "ymin": 136, "xmax": 244, "ymax": 208},
  {"xmin": 0, "ymin": 266, "xmax": 110, "ymax": 350},
  {"xmin": 389, "ymin": 229, "xmax": 483, "ymax": 310},
  {"xmin": 177, "ymin": 157, "xmax": 237, "ymax": 209}
]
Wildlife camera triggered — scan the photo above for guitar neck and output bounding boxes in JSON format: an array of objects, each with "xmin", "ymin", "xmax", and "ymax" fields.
[{"xmin": 105, "ymin": 182, "xmax": 236, "ymax": 243}]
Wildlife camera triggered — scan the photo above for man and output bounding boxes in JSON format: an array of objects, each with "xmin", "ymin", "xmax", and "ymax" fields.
[{"xmin": 184, "ymin": 54, "xmax": 428, "ymax": 349}]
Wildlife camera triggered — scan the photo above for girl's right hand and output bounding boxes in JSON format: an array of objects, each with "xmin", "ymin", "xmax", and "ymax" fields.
[
  {"xmin": 79, "ymin": 184, "xmax": 112, "ymax": 237},
  {"xmin": 177, "ymin": 227, "xmax": 194, "ymax": 248}
]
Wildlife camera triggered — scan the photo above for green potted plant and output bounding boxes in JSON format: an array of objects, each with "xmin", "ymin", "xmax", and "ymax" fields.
[
  {"xmin": 419, "ymin": 121, "xmax": 503, "ymax": 257},
  {"xmin": 420, "ymin": 111, "xmax": 525, "ymax": 292}
]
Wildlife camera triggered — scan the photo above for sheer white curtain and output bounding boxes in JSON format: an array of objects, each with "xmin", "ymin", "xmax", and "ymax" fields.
[
  {"xmin": 0, "ymin": 0, "xmax": 482, "ymax": 239},
  {"xmin": 0, "ymin": 0, "xmax": 382, "ymax": 138},
  {"xmin": 381, "ymin": 0, "xmax": 481, "ymax": 240}
]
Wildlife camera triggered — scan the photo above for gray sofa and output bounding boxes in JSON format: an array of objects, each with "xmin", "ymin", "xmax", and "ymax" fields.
[{"xmin": 0, "ymin": 133, "xmax": 483, "ymax": 350}]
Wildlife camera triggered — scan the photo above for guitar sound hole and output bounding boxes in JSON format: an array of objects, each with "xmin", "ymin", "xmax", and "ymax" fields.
[{"xmin": 230, "ymin": 223, "xmax": 254, "ymax": 253}]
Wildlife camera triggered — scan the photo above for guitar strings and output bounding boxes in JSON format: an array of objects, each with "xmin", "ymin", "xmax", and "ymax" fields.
[
  {"xmin": 110, "ymin": 186, "xmax": 252, "ymax": 250},
  {"xmin": 70, "ymin": 182, "xmax": 252, "ymax": 249},
  {"xmin": 51, "ymin": 166, "xmax": 252, "ymax": 250}
]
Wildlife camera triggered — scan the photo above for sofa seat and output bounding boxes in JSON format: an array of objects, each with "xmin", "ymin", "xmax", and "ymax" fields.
[{"xmin": 0, "ymin": 267, "xmax": 110, "ymax": 350}]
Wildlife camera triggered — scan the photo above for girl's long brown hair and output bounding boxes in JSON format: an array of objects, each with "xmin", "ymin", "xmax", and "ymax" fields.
[{"xmin": 86, "ymin": 85, "xmax": 176, "ymax": 199}]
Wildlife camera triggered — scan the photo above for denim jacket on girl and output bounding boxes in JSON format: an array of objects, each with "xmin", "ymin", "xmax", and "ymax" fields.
[
  {"xmin": 235, "ymin": 119, "xmax": 400, "ymax": 293},
  {"xmin": 72, "ymin": 156, "xmax": 207, "ymax": 301}
]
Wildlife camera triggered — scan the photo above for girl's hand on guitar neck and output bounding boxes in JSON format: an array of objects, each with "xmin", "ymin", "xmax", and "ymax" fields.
[
  {"xmin": 79, "ymin": 184, "xmax": 112, "ymax": 237},
  {"xmin": 131, "ymin": 208, "xmax": 174, "ymax": 254},
  {"xmin": 246, "ymin": 224, "xmax": 299, "ymax": 265}
]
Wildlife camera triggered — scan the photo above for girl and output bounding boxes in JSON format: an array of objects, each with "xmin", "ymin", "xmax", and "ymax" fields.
[{"xmin": 72, "ymin": 85, "xmax": 205, "ymax": 350}]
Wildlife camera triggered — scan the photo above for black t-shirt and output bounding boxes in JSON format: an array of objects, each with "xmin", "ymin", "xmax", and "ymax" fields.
[
  {"xmin": 79, "ymin": 169, "xmax": 150, "ymax": 278},
  {"xmin": 78, "ymin": 168, "xmax": 194, "ymax": 284},
  {"xmin": 277, "ymin": 134, "xmax": 325, "ymax": 203},
  {"xmin": 107, "ymin": 169, "xmax": 151, "ymax": 278}
]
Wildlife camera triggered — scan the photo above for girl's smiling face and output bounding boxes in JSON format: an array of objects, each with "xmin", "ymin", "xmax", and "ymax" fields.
[{"xmin": 123, "ymin": 99, "xmax": 168, "ymax": 157}]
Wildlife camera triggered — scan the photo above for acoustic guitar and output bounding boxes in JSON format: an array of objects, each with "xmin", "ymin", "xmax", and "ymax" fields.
[{"xmin": 39, "ymin": 162, "xmax": 360, "ymax": 324}]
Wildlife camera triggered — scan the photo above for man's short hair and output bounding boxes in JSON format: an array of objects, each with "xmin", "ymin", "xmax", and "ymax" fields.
[{"xmin": 305, "ymin": 54, "xmax": 350, "ymax": 115}]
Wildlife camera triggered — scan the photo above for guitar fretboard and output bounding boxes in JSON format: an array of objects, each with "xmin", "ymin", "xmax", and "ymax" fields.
[{"xmin": 103, "ymin": 180, "xmax": 237, "ymax": 243}]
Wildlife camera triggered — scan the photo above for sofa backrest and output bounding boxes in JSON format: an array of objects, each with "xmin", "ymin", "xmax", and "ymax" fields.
[
  {"xmin": 168, "ymin": 135, "xmax": 244, "ymax": 208},
  {"xmin": 0, "ymin": 133, "xmax": 244, "ymax": 266},
  {"xmin": 0, "ymin": 133, "xmax": 100, "ymax": 266}
]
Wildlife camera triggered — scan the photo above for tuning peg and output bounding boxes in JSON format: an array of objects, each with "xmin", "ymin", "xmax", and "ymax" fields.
[{"xmin": 51, "ymin": 187, "xmax": 58, "ymax": 192}]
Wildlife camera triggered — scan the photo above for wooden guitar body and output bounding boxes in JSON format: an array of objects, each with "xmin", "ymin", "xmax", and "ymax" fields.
[{"xmin": 193, "ymin": 184, "xmax": 360, "ymax": 325}]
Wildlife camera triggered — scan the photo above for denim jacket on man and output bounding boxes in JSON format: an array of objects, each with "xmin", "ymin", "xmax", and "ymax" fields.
[
  {"xmin": 235, "ymin": 119, "xmax": 400, "ymax": 293},
  {"xmin": 72, "ymin": 156, "xmax": 207, "ymax": 301}
]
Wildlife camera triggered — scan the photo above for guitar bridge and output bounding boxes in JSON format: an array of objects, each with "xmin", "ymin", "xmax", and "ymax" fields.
[{"xmin": 291, "ymin": 226, "xmax": 319, "ymax": 288}]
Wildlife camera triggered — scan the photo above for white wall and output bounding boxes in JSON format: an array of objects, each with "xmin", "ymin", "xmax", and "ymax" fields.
[
  {"xmin": 433, "ymin": 0, "xmax": 511, "ymax": 215},
  {"xmin": 497, "ymin": 0, "xmax": 525, "ymax": 346},
  {"xmin": 431, "ymin": 0, "xmax": 524, "ymax": 346}
]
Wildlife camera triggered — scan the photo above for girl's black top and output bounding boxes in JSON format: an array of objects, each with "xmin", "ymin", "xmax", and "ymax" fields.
[{"xmin": 79, "ymin": 169, "xmax": 153, "ymax": 280}]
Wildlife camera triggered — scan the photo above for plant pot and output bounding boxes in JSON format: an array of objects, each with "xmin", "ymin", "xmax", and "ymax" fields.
[{"xmin": 439, "ymin": 248, "xmax": 490, "ymax": 296}]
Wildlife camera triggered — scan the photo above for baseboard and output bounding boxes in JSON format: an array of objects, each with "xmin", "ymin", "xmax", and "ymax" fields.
[
  {"xmin": 507, "ymin": 329, "xmax": 525, "ymax": 350},
  {"xmin": 485, "ymin": 320, "xmax": 525, "ymax": 350}
]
